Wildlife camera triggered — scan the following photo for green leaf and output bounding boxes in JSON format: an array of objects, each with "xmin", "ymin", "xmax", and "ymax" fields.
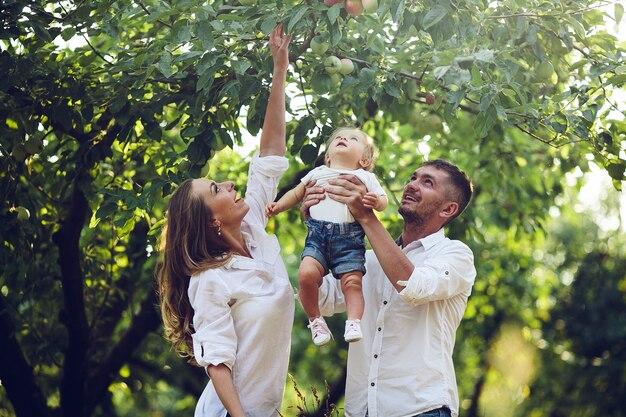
[
  {"xmin": 156, "ymin": 52, "xmax": 176, "ymax": 78},
  {"xmin": 30, "ymin": 21, "xmax": 53, "ymax": 42},
  {"xmin": 181, "ymin": 125, "xmax": 205, "ymax": 138},
  {"xmin": 196, "ymin": 21, "xmax": 214, "ymax": 50},
  {"xmin": 607, "ymin": 74, "xmax": 626, "ymax": 87},
  {"xmin": 616, "ymin": 3, "xmax": 624, "ymax": 25},
  {"xmin": 300, "ymin": 144, "xmax": 319, "ymax": 164},
  {"xmin": 326, "ymin": 4, "xmax": 342, "ymax": 25},
  {"xmin": 422, "ymin": 4, "xmax": 448, "ymax": 29},
  {"xmin": 287, "ymin": 5, "xmax": 309, "ymax": 34},
  {"xmin": 382, "ymin": 79, "xmax": 402, "ymax": 98},
  {"xmin": 606, "ymin": 162, "xmax": 625, "ymax": 181},
  {"xmin": 390, "ymin": 0, "xmax": 405, "ymax": 24}
]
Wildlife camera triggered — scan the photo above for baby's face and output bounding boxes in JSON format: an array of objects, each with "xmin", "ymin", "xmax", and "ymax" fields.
[{"xmin": 328, "ymin": 129, "xmax": 369, "ymax": 160}]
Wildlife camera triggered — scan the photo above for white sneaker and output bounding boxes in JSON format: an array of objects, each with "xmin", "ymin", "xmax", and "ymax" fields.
[
  {"xmin": 308, "ymin": 317, "xmax": 332, "ymax": 346},
  {"xmin": 344, "ymin": 319, "xmax": 362, "ymax": 343}
]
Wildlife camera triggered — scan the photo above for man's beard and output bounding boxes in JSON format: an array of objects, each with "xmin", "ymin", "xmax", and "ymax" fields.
[{"xmin": 398, "ymin": 204, "xmax": 426, "ymax": 228}]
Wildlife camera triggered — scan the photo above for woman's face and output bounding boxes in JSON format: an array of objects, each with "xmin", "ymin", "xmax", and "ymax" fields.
[{"xmin": 191, "ymin": 178, "xmax": 249, "ymax": 226}]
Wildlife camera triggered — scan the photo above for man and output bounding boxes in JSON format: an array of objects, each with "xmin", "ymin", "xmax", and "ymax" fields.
[{"xmin": 302, "ymin": 159, "xmax": 475, "ymax": 417}]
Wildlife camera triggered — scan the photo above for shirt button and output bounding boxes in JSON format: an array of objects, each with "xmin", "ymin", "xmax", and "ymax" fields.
[
  {"xmin": 374, "ymin": 354, "xmax": 378, "ymax": 358},
  {"xmin": 371, "ymin": 382, "xmax": 375, "ymax": 387},
  {"xmin": 377, "ymin": 327, "xmax": 382, "ymax": 331},
  {"xmin": 445, "ymin": 270, "xmax": 450, "ymax": 275},
  {"xmin": 383, "ymin": 301, "xmax": 388, "ymax": 305}
]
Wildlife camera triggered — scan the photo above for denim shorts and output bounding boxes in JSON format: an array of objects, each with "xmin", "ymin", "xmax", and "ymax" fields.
[
  {"xmin": 302, "ymin": 218, "xmax": 366, "ymax": 279},
  {"xmin": 413, "ymin": 407, "xmax": 452, "ymax": 417},
  {"xmin": 366, "ymin": 406, "xmax": 451, "ymax": 417}
]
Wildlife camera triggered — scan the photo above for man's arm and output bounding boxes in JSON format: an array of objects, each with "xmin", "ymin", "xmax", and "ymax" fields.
[{"xmin": 326, "ymin": 176, "xmax": 413, "ymax": 292}]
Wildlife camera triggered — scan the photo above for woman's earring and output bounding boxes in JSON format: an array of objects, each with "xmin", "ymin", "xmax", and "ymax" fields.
[{"xmin": 217, "ymin": 225, "xmax": 221, "ymax": 236}]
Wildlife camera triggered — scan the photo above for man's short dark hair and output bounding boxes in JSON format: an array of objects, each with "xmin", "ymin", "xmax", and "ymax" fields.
[{"xmin": 423, "ymin": 159, "xmax": 473, "ymax": 225}]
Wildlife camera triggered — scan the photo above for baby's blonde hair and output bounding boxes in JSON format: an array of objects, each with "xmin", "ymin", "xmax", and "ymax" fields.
[{"xmin": 324, "ymin": 127, "xmax": 378, "ymax": 172}]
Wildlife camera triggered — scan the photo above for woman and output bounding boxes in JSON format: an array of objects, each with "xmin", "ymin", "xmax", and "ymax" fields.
[{"xmin": 157, "ymin": 25, "xmax": 293, "ymax": 417}]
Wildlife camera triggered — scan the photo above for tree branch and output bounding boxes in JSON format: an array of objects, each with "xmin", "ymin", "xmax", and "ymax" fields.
[{"xmin": 0, "ymin": 296, "xmax": 51, "ymax": 417}]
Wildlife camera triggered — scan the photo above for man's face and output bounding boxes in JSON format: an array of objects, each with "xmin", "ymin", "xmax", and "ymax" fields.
[{"xmin": 398, "ymin": 165, "xmax": 451, "ymax": 225}]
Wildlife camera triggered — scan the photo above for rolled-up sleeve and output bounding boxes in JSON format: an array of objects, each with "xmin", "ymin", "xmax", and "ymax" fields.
[
  {"xmin": 190, "ymin": 274, "xmax": 237, "ymax": 370},
  {"xmin": 398, "ymin": 243, "xmax": 476, "ymax": 306},
  {"xmin": 318, "ymin": 274, "xmax": 347, "ymax": 316},
  {"xmin": 245, "ymin": 152, "xmax": 289, "ymax": 227}
]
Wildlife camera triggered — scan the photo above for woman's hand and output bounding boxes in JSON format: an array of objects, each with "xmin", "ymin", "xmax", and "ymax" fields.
[{"xmin": 269, "ymin": 24, "xmax": 291, "ymax": 73}]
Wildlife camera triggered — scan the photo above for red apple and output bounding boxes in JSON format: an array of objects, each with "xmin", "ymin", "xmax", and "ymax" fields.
[
  {"xmin": 425, "ymin": 92, "xmax": 436, "ymax": 105},
  {"xmin": 339, "ymin": 58, "xmax": 354, "ymax": 75},
  {"xmin": 345, "ymin": 0, "xmax": 363, "ymax": 15},
  {"xmin": 324, "ymin": 0, "xmax": 343, "ymax": 6}
]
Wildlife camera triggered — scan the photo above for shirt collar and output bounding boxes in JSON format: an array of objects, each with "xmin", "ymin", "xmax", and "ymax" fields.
[
  {"xmin": 396, "ymin": 228, "xmax": 446, "ymax": 250},
  {"xmin": 223, "ymin": 231, "xmax": 258, "ymax": 269}
]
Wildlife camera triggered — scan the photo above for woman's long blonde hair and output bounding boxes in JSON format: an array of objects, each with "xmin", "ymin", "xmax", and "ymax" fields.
[{"xmin": 156, "ymin": 179, "xmax": 232, "ymax": 364}]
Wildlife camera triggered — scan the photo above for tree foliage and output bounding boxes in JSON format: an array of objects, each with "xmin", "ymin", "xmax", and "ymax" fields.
[{"xmin": 0, "ymin": 0, "xmax": 625, "ymax": 416}]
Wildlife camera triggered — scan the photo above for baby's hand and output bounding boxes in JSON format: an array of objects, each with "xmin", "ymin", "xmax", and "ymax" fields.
[
  {"xmin": 265, "ymin": 202, "xmax": 279, "ymax": 217},
  {"xmin": 362, "ymin": 192, "xmax": 380, "ymax": 209}
]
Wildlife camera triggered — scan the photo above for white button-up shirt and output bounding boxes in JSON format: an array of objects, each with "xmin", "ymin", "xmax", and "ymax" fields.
[
  {"xmin": 189, "ymin": 154, "xmax": 295, "ymax": 417},
  {"xmin": 319, "ymin": 229, "xmax": 476, "ymax": 417}
]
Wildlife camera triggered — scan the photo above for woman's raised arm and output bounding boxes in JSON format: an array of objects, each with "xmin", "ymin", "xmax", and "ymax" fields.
[{"xmin": 259, "ymin": 24, "xmax": 291, "ymax": 157}]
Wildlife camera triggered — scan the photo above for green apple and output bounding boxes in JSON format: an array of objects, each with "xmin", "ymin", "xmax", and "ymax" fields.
[
  {"xmin": 421, "ymin": 114, "xmax": 443, "ymax": 133},
  {"xmin": 535, "ymin": 61, "xmax": 555, "ymax": 82},
  {"xmin": 323, "ymin": 55, "xmax": 342, "ymax": 74},
  {"xmin": 12, "ymin": 143, "xmax": 28, "ymax": 162},
  {"xmin": 362, "ymin": 0, "xmax": 378, "ymax": 12},
  {"xmin": 329, "ymin": 73, "xmax": 342, "ymax": 88},
  {"xmin": 15, "ymin": 206, "xmax": 30, "ymax": 221},
  {"xmin": 310, "ymin": 36, "xmax": 329, "ymax": 55},
  {"xmin": 239, "ymin": 0, "xmax": 255, "ymax": 5},
  {"xmin": 24, "ymin": 137, "xmax": 43, "ymax": 154},
  {"xmin": 339, "ymin": 58, "xmax": 354, "ymax": 75},
  {"xmin": 406, "ymin": 80, "xmax": 419, "ymax": 100}
]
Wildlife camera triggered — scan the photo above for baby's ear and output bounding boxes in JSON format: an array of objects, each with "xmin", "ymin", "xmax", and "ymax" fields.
[{"xmin": 359, "ymin": 158, "xmax": 372, "ymax": 169}]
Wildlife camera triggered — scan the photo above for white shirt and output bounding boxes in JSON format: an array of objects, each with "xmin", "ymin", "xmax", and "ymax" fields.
[
  {"xmin": 318, "ymin": 229, "xmax": 476, "ymax": 417},
  {"xmin": 189, "ymin": 154, "xmax": 295, "ymax": 417},
  {"xmin": 301, "ymin": 166, "xmax": 386, "ymax": 223}
]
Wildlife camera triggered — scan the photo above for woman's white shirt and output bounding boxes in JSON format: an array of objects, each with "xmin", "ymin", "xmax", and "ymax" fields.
[{"xmin": 189, "ymin": 154, "xmax": 295, "ymax": 417}]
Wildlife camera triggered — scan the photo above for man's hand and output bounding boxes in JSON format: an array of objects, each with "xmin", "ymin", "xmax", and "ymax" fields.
[
  {"xmin": 299, "ymin": 180, "xmax": 325, "ymax": 220},
  {"xmin": 326, "ymin": 174, "xmax": 374, "ymax": 221}
]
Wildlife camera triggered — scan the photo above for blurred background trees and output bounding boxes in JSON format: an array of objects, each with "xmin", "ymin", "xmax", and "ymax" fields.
[{"xmin": 1, "ymin": 0, "xmax": 624, "ymax": 416}]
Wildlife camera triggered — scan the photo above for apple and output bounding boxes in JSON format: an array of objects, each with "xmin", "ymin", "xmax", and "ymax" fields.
[
  {"xmin": 421, "ymin": 114, "xmax": 443, "ymax": 133},
  {"xmin": 24, "ymin": 137, "xmax": 43, "ymax": 154},
  {"xmin": 240, "ymin": 0, "xmax": 255, "ymax": 5},
  {"xmin": 324, "ymin": 0, "xmax": 343, "ymax": 5},
  {"xmin": 535, "ymin": 61, "xmax": 555, "ymax": 83},
  {"xmin": 323, "ymin": 56, "xmax": 342, "ymax": 74},
  {"xmin": 310, "ymin": 36, "xmax": 329, "ymax": 55},
  {"xmin": 345, "ymin": 0, "xmax": 363, "ymax": 15},
  {"xmin": 15, "ymin": 206, "xmax": 30, "ymax": 221},
  {"xmin": 178, "ymin": 159, "xmax": 191, "ymax": 172},
  {"xmin": 329, "ymin": 73, "xmax": 342, "ymax": 88},
  {"xmin": 425, "ymin": 92, "xmax": 436, "ymax": 105},
  {"xmin": 339, "ymin": 58, "xmax": 354, "ymax": 75},
  {"xmin": 362, "ymin": 0, "xmax": 378, "ymax": 12},
  {"xmin": 12, "ymin": 143, "xmax": 28, "ymax": 162},
  {"xmin": 406, "ymin": 80, "xmax": 419, "ymax": 100}
]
